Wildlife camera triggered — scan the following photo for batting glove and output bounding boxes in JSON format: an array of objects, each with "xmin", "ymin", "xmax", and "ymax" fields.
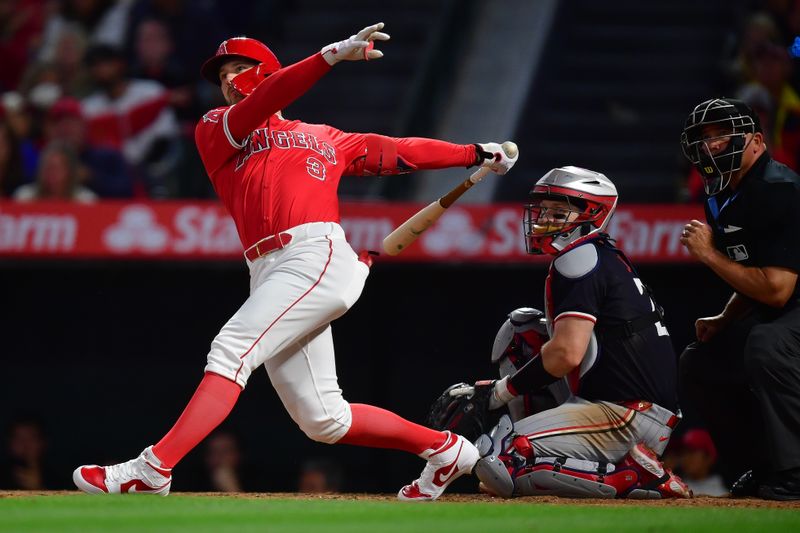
[
  {"xmin": 321, "ymin": 22, "xmax": 390, "ymax": 66},
  {"xmin": 476, "ymin": 142, "xmax": 519, "ymax": 175}
]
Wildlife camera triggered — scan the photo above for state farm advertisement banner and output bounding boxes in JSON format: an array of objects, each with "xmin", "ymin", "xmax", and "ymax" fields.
[{"xmin": 0, "ymin": 201, "xmax": 704, "ymax": 263}]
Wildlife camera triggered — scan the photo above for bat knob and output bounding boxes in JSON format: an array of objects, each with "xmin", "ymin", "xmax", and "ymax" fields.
[{"xmin": 501, "ymin": 141, "xmax": 518, "ymax": 158}]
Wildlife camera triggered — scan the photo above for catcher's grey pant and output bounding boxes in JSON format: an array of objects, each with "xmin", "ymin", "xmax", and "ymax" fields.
[
  {"xmin": 513, "ymin": 396, "xmax": 677, "ymax": 463},
  {"xmin": 205, "ymin": 222, "xmax": 369, "ymax": 444}
]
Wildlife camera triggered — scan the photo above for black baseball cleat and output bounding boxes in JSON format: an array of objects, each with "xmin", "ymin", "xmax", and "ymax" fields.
[
  {"xmin": 730, "ymin": 469, "xmax": 759, "ymax": 497},
  {"xmin": 758, "ymin": 469, "xmax": 800, "ymax": 501}
]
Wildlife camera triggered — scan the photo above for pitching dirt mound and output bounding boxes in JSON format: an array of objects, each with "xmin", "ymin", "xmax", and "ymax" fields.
[{"xmin": 2, "ymin": 490, "xmax": 799, "ymax": 508}]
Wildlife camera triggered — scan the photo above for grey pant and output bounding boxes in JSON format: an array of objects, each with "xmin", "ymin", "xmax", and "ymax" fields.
[{"xmin": 512, "ymin": 396, "xmax": 675, "ymax": 463}]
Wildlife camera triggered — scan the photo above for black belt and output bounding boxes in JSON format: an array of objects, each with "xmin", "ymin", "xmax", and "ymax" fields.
[{"xmin": 595, "ymin": 310, "xmax": 663, "ymax": 342}]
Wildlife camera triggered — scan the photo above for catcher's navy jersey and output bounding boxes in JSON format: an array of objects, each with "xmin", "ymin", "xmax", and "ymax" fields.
[
  {"xmin": 704, "ymin": 152, "xmax": 800, "ymax": 302},
  {"xmin": 545, "ymin": 238, "xmax": 678, "ymax": 412}
]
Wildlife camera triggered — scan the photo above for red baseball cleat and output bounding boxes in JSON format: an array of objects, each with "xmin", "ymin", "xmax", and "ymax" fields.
[
  {"xmin": 626, "ymin": 443, "xmax": 692, "ymax": 498},
  {"xmin": 397, "ymin": 431, "xmax": 480, "ymax": 501},
  {"xmin": 72, "ymin": 446, "xmax": 172, "ymax": 495}
]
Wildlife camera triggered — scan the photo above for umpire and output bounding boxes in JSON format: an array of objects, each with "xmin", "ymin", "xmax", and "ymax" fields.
[{"xmin": 679, "ymin": 97, "xmax": 800, "ymax": 500}]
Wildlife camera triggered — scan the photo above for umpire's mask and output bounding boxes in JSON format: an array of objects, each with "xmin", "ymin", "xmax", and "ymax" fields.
[{"xmin": 680, "ymin": 98, "xmax": 760, "ymax": 196}]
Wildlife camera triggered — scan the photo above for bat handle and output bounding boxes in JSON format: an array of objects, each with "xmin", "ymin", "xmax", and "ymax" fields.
[{"xmin": 469, "ymin": 166, "xmax": 491, "ymax": 184}]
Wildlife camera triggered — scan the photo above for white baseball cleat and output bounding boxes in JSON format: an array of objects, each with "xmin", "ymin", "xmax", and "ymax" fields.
[
  {"xmin": 72, "ymin": 445, "xmax": 172, "ymax": 495},
  {"xmin": 397, "ymin": 431, "xmax": 480, "ymax": 501}
]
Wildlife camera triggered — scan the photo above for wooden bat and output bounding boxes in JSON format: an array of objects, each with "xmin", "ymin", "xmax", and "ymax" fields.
[{"xmin": 382, "ymin": 141, "xmax": 518, "ymax": 256}]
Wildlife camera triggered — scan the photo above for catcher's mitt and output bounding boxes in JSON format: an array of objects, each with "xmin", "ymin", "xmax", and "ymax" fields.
[{"xmin": 426, "ymin": 381, "xmax": 501, "ymax": 442}]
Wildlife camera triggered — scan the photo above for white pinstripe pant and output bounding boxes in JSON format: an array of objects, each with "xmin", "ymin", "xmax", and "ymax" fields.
[{"xmin": 512, "ymin": 396, "xmax": 675, "ymax": 463}]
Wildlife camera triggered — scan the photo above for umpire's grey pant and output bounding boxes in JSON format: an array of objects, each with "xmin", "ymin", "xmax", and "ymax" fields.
[{"xmin": 680, "ymin": 303, "xmax": 800, "ymax": 483}]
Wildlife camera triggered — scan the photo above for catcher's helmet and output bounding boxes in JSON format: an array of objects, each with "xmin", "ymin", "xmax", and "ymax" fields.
[
  {"xmin": 523, "ymin": 166, "xmax": 618, "ymax": 255},
  {"xmin": 680, "ymin": 98, "xmax": 762, "ymax": 195},
  {"xmin": 201, "ymin": 37, "xmax": 281, "ymax": 85}
]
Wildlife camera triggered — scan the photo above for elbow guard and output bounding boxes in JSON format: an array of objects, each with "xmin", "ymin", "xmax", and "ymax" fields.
[{"xmin": 345, "ymin": 134, "xmax": 417, "ymax": 176}]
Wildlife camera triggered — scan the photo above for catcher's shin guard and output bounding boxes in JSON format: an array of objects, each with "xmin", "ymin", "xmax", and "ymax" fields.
[
  {"xmin": 513, "ymin": 458, "xmax": 623, "ymax": 498},
  {"xmin": 473, "ymin": 414, "xmax": 682, "ymax": 499},
  {"xmin": 473, "ymin": 415, "xmax": 523, "ymax": 498}
]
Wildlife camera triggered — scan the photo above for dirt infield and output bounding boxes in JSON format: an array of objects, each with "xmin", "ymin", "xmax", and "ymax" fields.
[{"xmin": 1, "ymin": 490, "xmax": 799, "ymax": 508}]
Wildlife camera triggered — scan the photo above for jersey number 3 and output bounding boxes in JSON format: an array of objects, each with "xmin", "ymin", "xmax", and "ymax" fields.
[
  {"xmin": 633, "ymin": 278, "xmax": 669, "ymax": 337},
  {"xmin": 306, "ymin": 157, "xmax": 326, "ymax": 181}
]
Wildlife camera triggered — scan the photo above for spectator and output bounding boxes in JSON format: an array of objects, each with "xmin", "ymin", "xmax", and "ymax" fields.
[
  {"xmin": 0, "ymin": 414, "xmax": 59, "ymax": 490},
  {"xmin": 14, "ymin": 140, "xmax": 97, "ymax": 202},
  {"xmin": 724, "ymin": 12, "xmax": 782, "ymax": 90},
  {"xmin": 2, "ymin": 91, "xmax": 38, "ymax": 180},
  {"xmin": 678, "ymin": 429, "xmax": 728, "ymax": 497},
  {"xmin": 0, "ymin": 0, "xmax": 45, "ymax": 92},
  {"xmin": 130, "ymin": 17, "xmax": 195, "ymax": 121},
  {"xmin": 125, "ymin": 0, "xmax": 228, "ymax": 83},
  {"xmin": 297, "ymin": 458, "xmax": 344, "ymax": 494},
  {"xmin": 21, "ymin": 23, "xmax": 92, "ymax": 100},
  {"xmin": 750, "ymin": 42, "xmax": 799, "ymax": 131},
  {"xmin": 0, "ymin": 118, "xmax": 25, "ymax": 197},
  {"xmin": 659, "ymin": 437, "xmax": 682, "ymax": 473},
  {"xmin": 43, "ymin": 96, "xmax": 134, "ymax": 197},
  {"xmin": 38, "ymin": 0, "xmax": 133, "ymax": 58},
  {"xmin": 81, "ymin": 44, "xmax": 180, "ymax": 197},
  {"xmin": 202, "ymin": 431, "xmax": 244, "ymax": 492},
  {"xmin": 125, "ymin": 0, "xmax": 230, "ymax": 120}
]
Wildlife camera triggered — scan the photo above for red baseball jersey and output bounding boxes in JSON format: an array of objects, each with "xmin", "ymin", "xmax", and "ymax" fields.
[{"xmin": 195, "ymin": 52, "xmax": 477, "ymax": 250}]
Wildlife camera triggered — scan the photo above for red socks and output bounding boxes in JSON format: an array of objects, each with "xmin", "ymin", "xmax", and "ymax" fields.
[
  {"xmin": 151, "ymin": 379, "xmax": 446, "ymax": 466},
  {"xmin": 338, "ymin": 403, "xmax": 447, "ymax": 455},
  {"xmin": 152, "ymin": 372, "xmax": 241, "ymax": 468}
]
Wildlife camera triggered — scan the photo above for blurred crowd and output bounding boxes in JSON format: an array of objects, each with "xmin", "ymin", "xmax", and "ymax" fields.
[
  {"xmin": 0, "ymin": 0, "xmax": 283, "ymax": 202},
  {"xmin": 3, "ymin": 1, "xmax": 800, "ymax": 205},
  {"xmin": 682, "ymin": 0, "xmax": 800, "ymax": 201},
  {"xmin": 0, "ymin": 414, "xmax": 345, "ymax": 493},
  {"xmin": 0, "ymin": 409, "xmax": 726, "ymax": 495}
]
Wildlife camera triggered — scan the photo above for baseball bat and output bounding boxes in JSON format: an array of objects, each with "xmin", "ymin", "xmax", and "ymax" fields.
[{"xmin": 382, "ymin": 141, "xmax": 518, "ymax": 256}]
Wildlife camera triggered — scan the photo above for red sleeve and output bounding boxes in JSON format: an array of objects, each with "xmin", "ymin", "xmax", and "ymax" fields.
[
  {"xmin": 330, "ymin": 130, "xmax": 478, "ymax": 176},
  {"xmin": 393, "ymin": 137, "xmax": 478, "ymax": 169},
  {"xmin": 195, "ymin": 107, "xmax": 235, "ymax": 177},
  {"xmin": 226, "ymin": 53, "xmax": 332, "ymax": 144}
]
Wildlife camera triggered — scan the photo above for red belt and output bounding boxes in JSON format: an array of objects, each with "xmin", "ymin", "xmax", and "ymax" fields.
[
  {"xmin": 618, "ymin": 400, "xmax": 679, "ymax": 429},
  {"xmin": 244, "ymin": 232, "xmax": 294, "ymax": 261}
]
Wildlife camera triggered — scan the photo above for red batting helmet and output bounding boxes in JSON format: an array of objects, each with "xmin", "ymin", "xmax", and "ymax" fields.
[{"xmin": 200, "ymin": 37, "xmax": 281, "ymax": 85}]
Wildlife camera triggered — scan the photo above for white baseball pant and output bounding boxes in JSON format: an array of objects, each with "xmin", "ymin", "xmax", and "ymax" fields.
[
  {"xmin": 205, "ymin": 222, "xmax": 369, "ymax": 443},
  {"xmin": 513, "ymin": 396, "xmax": 676, "ymax": 463}
]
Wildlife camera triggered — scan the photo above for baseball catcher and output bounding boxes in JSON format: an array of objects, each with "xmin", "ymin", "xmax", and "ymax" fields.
[{"xmin": 429, "ymin": 167, "xmax": 692, "ymax": 499}]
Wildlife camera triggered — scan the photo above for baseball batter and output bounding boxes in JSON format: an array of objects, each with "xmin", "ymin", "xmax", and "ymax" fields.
[
  {"xmin": 443, "ymin": 167, "xmax": 691, "ymax": 499},
  {"xmin": 71, "ymin": 23, "xmax": 518, "ymax": 501}
]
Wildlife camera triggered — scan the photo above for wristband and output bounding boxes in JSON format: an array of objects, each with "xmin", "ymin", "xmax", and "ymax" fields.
[{"xmin": 508, "ymin": 355, "xmax": 560, "ymax": 394}]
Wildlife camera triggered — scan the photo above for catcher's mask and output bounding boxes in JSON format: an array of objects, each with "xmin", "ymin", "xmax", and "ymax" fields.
[
  {"xmin": 680, "ymin": 98, "xmax": 761, "ymax": 196},
  {"xmin": 524, "ymin": 166, "xmax": 618, "ymax": 255}
]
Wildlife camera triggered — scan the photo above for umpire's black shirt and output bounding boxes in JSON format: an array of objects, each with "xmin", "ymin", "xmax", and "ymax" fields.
[{"xmin": 704, "ymin": 152, "xmax": 800, "ymax": 305}]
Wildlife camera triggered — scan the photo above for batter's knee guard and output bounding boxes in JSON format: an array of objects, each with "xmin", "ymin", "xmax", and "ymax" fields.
[{"xmin": 292, "ymin": 397, "xmax": 353, "ymax": 444}]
